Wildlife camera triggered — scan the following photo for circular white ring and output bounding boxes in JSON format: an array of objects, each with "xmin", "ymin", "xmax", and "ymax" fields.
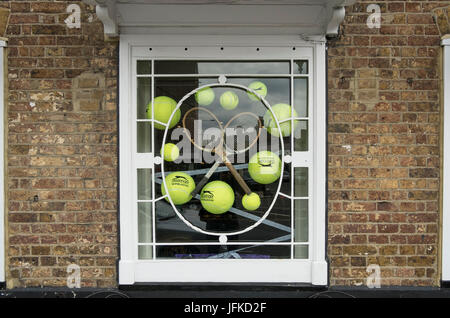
[{"xmin": 160, "ymin": 81, "xmax": 285, "ymax": 237}]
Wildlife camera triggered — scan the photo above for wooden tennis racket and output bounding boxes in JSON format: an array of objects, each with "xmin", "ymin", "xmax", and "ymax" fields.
[{"xmin": 182, "ymin": 107, "xmax": 261, "ymax": 198}]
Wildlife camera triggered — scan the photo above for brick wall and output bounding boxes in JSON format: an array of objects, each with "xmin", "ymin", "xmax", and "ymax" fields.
[
  {"xmin": 327, "ymin": 1, "xmax": 448, "ymax": 286},
  {"xmin": 2, "ymin": 0, "xmax": 449, "ymax": 289},
  {"xmin": 3, "ymin": 1, "xmax": 118, "ymax": 288}
]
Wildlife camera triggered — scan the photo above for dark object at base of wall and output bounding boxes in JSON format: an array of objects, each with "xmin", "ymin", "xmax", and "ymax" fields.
[
  {"xmin": 441, "ymin": 280, "xmax": 450, "ymax": 288},
  {"xmin": 1, "ymin": 284, "xmax": 450, "ymax": 298}
]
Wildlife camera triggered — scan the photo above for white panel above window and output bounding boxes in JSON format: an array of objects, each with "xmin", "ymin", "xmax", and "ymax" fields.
[{"xmin": 83, "ymin": 0, "xmax": 355, "ymax": 37}]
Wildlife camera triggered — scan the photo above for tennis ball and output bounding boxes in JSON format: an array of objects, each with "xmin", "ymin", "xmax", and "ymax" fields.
[
  {"xmin": 242, "ymin": 192, "xmax": 261, "ymax": 211},
  {"xmin": 220, "ymin": 91, "xmax": 239, "ymax": 110},
  {"xmin": 247, "ymin": 81, "xmax": 268, "ymax": 101},
  {"xmin": 248, "ymin": 151, "xmax": 282, "ymax": 185},
  {"xmin": 263, "ymin": 103, "xmax": 298, "ymax": 137},
  {"xmin": 161, "ymin": 143, "xmax": 180, "ymax": 162},
  {"xmin": 195, "ymin": 87, "xmax": 215, "ymax": 106},
  {"xmin": 146, "ymin": 96, "xmax": 181, "ymax": 130},
  {"xmin": 161, "ymin": 172, "xmax": 195, "ymax": 205},
  {"xmin": 200, "ymin": 180, "xmax": 235, "ymax": 214}
]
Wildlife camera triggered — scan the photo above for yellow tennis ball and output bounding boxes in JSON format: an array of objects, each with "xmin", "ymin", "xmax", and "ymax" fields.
[
  {"xmin": 162, "ymin": 143, "xmax": 180, "ymax": 162},
  {"xmin": 200, "ymin": 180, "xmax": 235, "ymax": 214},
  {"xmin": 161, "ymin": 172, "xmax": 195, "ymax": 205},
  {"xmin": 195, "ymin": 87, "xmax": 215, "ymax": 106},
  {"xmin": 263, "ymin": 103, "xmax": 298, "ymax": 137},
  {"xmin": 146, "ymin": 96, "xmax": 181, "ymax": 130},
  {"xmin": 247, "ymin": 81, "xmax": 268, "ymax": 101},
  {"xmin": 242, "ymin": 192, "xmax": 261, "ymax": 211},
  {"xmin": 248, "ymin": 151, "xmax": 282, "ymax": 185},
  {"xmin": 220, "ymin": 91, "xmax": 239, "ymax": 110}
]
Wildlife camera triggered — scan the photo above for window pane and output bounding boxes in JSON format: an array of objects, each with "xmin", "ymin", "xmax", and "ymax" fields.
[
  {"xmin": 294, "ymin": 78, "xmax": 308, "ymax": 117},
  {"xmin": 138, "ymin": 245, "xmax": 153, "ymax": 259},
  {"xmin": 138, "ymin": 202, "xmax": 153, "ymax": 243},
  {"xmin": 140, "ymin": 58, "xmax": 314, "ymax": 260},
  {"xmin": 156, "ymin": 244, "xmax": 291, "ymax": 259},
  {"xmin": 137, "ymin": 122, "xmax": 152, "ymax": 153},
  {"xmin": 137, "ymin": 169, "xmax": 152, "ymax": 200},
  {"xmin": 226, "ymin": 77, "xmax": 291, "ymax": 110},
  {"xmin": 280, "ymin": 162, "xmax": 291, "ymax": 197},
  {"xmin": 294, "ymin": 167, "xmax": 308, "ymax": 198},
  {"xmin": 293, "ymin": 60, "xmax": 308, "ymax": 74},
  {"xmin": 294, "ymin": 245, "xmax": 308, "ymax": 259},
  {"xmin": 137, "ymin": 77, "xmax": 151, "ymax": 119},
  {"xmin": 294, "ymin": 199, "xmax": 308, "ymax": 243},
  {"xmin": 294, "ymin": 120, "xmax": 308, "ymax": 152},
  {"xmin": 137, "ymin": 60, "xmax": 151, "ymax": 75},
  {"xmin": 154, "ymin": 177, "xmax": 290, "ymax": 243},
  {"xmin": 155, "ymin": 60, "xmax": 290, "ymax": 75}
]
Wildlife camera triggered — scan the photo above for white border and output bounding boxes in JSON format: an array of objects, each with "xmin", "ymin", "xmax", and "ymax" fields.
[
  {"xmin": 0, "ymin": 40, "xmax": 6, "ymax": 283},
  {"xmin": 119, "ymin": 35, "xmax": 327, "ymax": 285},
  {"xmin": 442, "ymin": 38, "xmax": 450, "ymax": 282}
]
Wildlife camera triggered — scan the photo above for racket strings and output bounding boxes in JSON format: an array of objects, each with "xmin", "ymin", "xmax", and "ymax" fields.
[
  {"xmin": 224, "ymin": 113, "xmax": 261, "ymax": 154},
  {"xmin": 183, "ymin": 108, "xmax": 223, "ymax": 152}
]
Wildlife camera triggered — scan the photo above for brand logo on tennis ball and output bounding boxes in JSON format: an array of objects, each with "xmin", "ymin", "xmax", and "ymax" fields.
[
  {"xmin": 171, "ymin": 175, "xmax": 190, "ymax": 186},
  {"xmin": 257, "ymin": 156, "xmax": 275, "ymax": 167},
  {"xmin": 201, "ymin": 190, "xmax": 215, "ymax": 201}
]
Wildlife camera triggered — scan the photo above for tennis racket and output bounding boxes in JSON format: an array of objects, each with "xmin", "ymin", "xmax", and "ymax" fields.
[{"xmin": 182, "ymin": 107, "xmax": 261, "ymax": 198}]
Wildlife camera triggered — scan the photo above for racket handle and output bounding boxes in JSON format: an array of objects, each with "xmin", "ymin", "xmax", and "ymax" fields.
[
  {"xmin": 191, "ymin": 176, "xmax": 210, "ymax": 198},
  {"xmin": 191, "ymin": 161, "xmax": 221, "ymax": 198},
  {"xmin": 224, "ymin": 161, "xmax": 252, "ymax": 195}
]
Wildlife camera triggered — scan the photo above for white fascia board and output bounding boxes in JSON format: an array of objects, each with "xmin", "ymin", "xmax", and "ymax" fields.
[{"xmin": 84, "ymin": 0, "xmax": 353, "ymax": 37}]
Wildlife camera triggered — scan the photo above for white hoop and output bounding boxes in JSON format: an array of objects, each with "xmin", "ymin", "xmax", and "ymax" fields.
[{"xmin": 160, "ymin": 78, "xmax": 286, "ymax": 238}]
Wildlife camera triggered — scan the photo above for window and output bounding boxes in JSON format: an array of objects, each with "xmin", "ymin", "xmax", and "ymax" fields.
[{"xmin": 119, "ymin": 35, "xmax": 326, "ymax": 284}]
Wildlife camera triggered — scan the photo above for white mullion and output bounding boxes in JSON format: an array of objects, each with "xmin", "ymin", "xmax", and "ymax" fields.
[
  {"xmin": 290, "ymin": 59, "xmax": 295, "ymax": 259},
  {"xmin": 137, "ymin": 74, "xmax": 310, "ymax": 78},
  {"xmin": 119, "ymin": 41, "xmax": 136, "ymax": 285},
  {"xmin": 132, "ymin": 58, "xmax": 140, "ymax": 262},
  {"xmin": 308, "ymin": 55, "xmax": 314, "ymax": 263},
  {"xmin": 311, "ymin": 42, "xmax": 327, "ymax": 284},
  {"xmin": 137, "ymin": 242, "xmax": 306, "ymax": 246},
  {"xmin": 149, "ymin": 74, "xmax": 293, "ymax": 78},
  {"xmin": 280, "ymin": 117, "xmax": 309, "ymax": 123},
  {"xmin": 151, "ymin": 59, "xmax": 156, "ymax": 260}
]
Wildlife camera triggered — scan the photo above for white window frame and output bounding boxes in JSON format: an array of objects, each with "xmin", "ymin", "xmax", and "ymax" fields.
[
  {"xmin": 442, "ymin": 37, "xmax": 450, "ymax": 283},
  {"xmin": 0, "ymin": 39, "xmax": 6, "ymax": 284},
  {"xmin": 118, "ymin": 35, "xmax": 327, "ymax": 285}
]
